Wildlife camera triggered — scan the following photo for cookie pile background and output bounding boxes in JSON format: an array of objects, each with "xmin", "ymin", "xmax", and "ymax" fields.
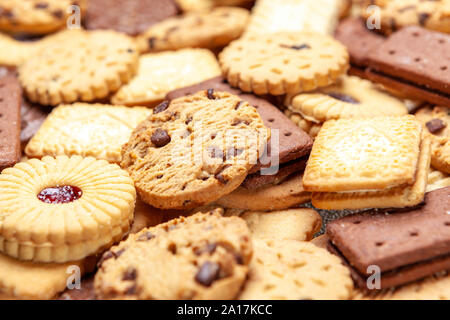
[{"xmin": 0, "ymin": 0, "xmax": 449, "ymax": 300}]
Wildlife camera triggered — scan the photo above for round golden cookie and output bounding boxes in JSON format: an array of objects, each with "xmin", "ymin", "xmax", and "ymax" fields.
[
  {"xmin": 121, "ymin": 90, "xmax": 270, "ymax": 210},
  {"xmin": 0, "ymin": 0, "xmax": 86, "ymax": 34},
  {"xmin": 137, "ymin": 7, "xmax": 249, "ymax": 53},
  {"xmin": 415, "ymin": 106, "xmax": 450, "ymax": 174},
  {"xmin": 284, "ymin": 109, "xmax": 322, "ymax": 139},
  {"xmin": 219, "ymin": 32, "xmax": 349, "ymax": 95},
  {"xmin": 94, "ymin": 210, "xmax": 253, "ymax": 300},
  {"xmin": 239, "ymin": 239, "xmax": 354, "ymax": 300},
  {"xmin": 18, "ymin": 29, "xmax": 139, "ymax": 106},
  {"xmin": 0, "ymin": 156, "xmax": 136, "ymax": 263},
  {"xmin": 288, "ymin": 75, "xmax": 408, "ymax": 123}
]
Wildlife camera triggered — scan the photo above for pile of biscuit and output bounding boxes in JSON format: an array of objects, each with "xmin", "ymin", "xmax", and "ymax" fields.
[{"xmin": 0, "ymin": 0, "xmax": 448, "ymax": 300}]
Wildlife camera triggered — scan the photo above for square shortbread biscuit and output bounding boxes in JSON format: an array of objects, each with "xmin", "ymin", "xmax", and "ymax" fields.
[
  {"xmin": 111, "ymin": 49, "xmax": 221, "ymax": 106},
  {"xmin": 244, "ymin": 0, "xmax": 341, "ymax": 37},
  {"xmin": 303, "ymin": 115, "xmax": 423, "ymax": 192},
  {"xmin": 25, "ymin": 103, "xmax": 152, "ymax": 163},
  {"xmin": 311, "ymin": 136, "xmax": 431, "ymax": 210}
]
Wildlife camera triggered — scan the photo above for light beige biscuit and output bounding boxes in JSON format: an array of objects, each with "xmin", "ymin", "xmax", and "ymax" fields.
[
  {"xmin": 121, "ymin": 90, "xmax": 270, "ymax": 210},
  {"xmin": 25, "ymin": 103, "xmax": 152, "ymax": 163},
  {"xmin": 0, "ymin": 253, "xmax": 87, "ymax": 300},
  {"xmin": 0, "ymin": 0, "xmax": 86, "ymax": 34},
  {"xmin": 288, "ymin": 76, "xmax": 408, "ymax": 123},
  {"xmin": 415, "ymin": 106, "xmax": 450, "ymax": 174},
  {"xmin": 0, "ymin": 156, "xmax": 136, "ymax": 263},
  {"xmin": 232, "ymin": 208, "xmax": 322, "ymax": 241},
  {"xmin": 303, "ymin": 116, "xmax": 423, "ymax": 192},
  {"xmin": 239, "ymin": 239, "xmax": 354, "ymax": 300},
  {"xmin": 137, "ymin": 7, "xmax": 249, "ymax": 53},
  {"xmin": 311, "ymin": 136, "xmax": 431, "ymax": 210},
  {"xmin": 219, "ymin": 32, "xmax": 349, "ymax": 96},
  {"xmin": 427, "ymin": 168, "xmax": 450, "ymax": 193},
  {"xmin": 19, "ymin": 29, "xmax": 139, "ymax": 106},
  {"xmin": 244, "ymin": 0, "xmax": 341, "ymax": 36},
  {"xmin": 0, "ymin": 33, "xmax": 37, "ymax": 67},
  {"xmin": 284, "ymin": 109, "xmax": 322, "ymax": 139},
  {"xmin": 216, "ymin": 173, "xmax": 310, "ymax": 211},
  {"xmin": 95, "ymin": 210, "xmax": 253, "ymax": 300},
  {"xmin": 111, "ymin": 49, "xmax": 221, "ymax": 107},
  {"xmin": 354, "ymin": 273, "xmax": 450, "ymax": 300},
  {"xmin": 360, "ymin": 0, "xmax": 450, "ymax": 35}
]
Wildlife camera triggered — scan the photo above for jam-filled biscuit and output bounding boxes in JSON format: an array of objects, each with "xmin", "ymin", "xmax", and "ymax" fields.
[{"xmin": 0, "ymin": 156, "xmax": 136, "ymax": 263}]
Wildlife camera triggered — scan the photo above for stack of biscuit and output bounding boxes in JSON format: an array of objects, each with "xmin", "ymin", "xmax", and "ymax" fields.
[{"xmin": 0, "ymin": 0, "xmax": 448, "ymax": 301}]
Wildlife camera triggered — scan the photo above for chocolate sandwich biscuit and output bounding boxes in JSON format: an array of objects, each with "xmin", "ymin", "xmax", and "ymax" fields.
[
  {"xmin": 85, "ymin": 0, "xmax": 179, "ymax": 36},
  {"xmin": 366, "ymin": 26, "xmax": 450, "ymax": 107},
  {"xmin": 326, "ymin": 187, "xmax": 450, "ymax": 290},
  {"xmin": 166, "ymin": 76, "xmax": 313, "ymax": 180},
  {"xmin": 0, "ymin": 73, "xmax": 21, "ymax": 171},
  {"xmin": 334, "ymin": 17, "xmax": 385, "ymax": 70}
]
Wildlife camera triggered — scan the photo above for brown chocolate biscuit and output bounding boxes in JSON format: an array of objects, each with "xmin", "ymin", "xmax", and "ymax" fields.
[
  {"xmin": 20, "ymin": 99, "xmax": 49, "ymax": 150},
  {"xmin": 0, "ymin": 73, "xmax": 21, "ymax": 171},
  {"xmin": 334, "ymin": 17, "xmax": 386, "ymax": 68},
  {"xmin": 327, "ymin": 187, "xmax": 450, "ymax": 290},
  {"xmin": 166, "ymin": 77, "xmax": 313, "ymax": 174},
  {"xmin": 366, "ymin": 26, "xmax": 450, "ymax": 100},
  {"xmin": 85, "ymin": 0, "xmax": 179, "ymax": 36}
]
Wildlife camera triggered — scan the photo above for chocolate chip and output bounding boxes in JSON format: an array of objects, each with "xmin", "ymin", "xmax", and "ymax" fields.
[
  {"xmin": 206, "ymin": 88, "xmax": 215, "ymax": 100},
  {"xmin": 426, "ymin": 118, "xmax": 446, "ymax": 133},
  {"xmin": 234, "ymin": 101, "xmax": 244, "ymax": 110},
  {"xmin": 232, "ymin": 119, "xmax": 250, "ymax": 126},
  {"xmin": 280, "ymin": 44, "xmax": 311, "ymax": 50},
  {"xmin": 125, "ymin": 284, "xmax": 137, "ymax": 295},
  {"xmin": 194, "ymin": 243, "xmax": 217, "ymax": 255},
  {"xmin": 151, "ymin": 128, "xmax": 171, "ymax": 147},
  {"xmin": 52, "ymin": 10, "xmax": 63, "ymax": 19},
  {"xmin": 137, "ymin": 231, "xmax": 155, "ymax": 241},
  {"xmin": 153, "ymin": 101, "xmax": 170, "ymax": 114},
  {"xmin": 185, "ymin": 116, "xmax": 193, "ymax": 125},
  {"xmin": 148, "ymin": 37, "xmax": 156, "ymax": 50},
  {"xmin": 115, "ymin": 248, "xmax": 126, "ymax": 258},
  {"xmin": 234, "ymin": 253, "xmax": 244, "ymax": 265},
  {"xmin": 418, "ymin": 13, "xmax": 430, "ymax": 26},
  {"xmin": 227, "ymin": 147, "xmax": 243, "ymax": 158},
  {"xmin": 35, "ymin": 2, "xmax": 49, "ymax": 9},
  {"xmin": 327, "ymin": 92, "xmax": 360, "ymax": 104},
  {"xmin": 122, "ymin": 268, "xmax": 137, "ymax": 281},
  {"xmin": 215, "ymin": 165, "xmax": 230, "ymax": 184},
  {"xmin": 195, "ymin": 262, "xmax": 221, "ymax": 287},
  {"xmin": 127, "ymin": 48, "xmax": 134, "ymax": 53}
]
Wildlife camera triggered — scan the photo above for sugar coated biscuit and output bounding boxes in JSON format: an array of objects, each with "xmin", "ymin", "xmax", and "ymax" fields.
[
  {"xmin": 19, "ymin": 29, "xmax": 139, "ymax": 106},
  {"xmin": 111, "ymin": 49, "xmax": 221, "ymax": 106},
  {"xmin": 219, "ymin": 32, "xmax": 349, "ymax": 95},
  {"xmin": 137, "ymin": 7, "xmax": 249, "ymax": 53},
  {"xmin": 121, "ymin": 90, "xmax": 270, "ymax": 209},
  {"xmin": 95, "ymin": 210, "xmax": 253, "ymax": 300},
  {"xmin": 415, "ymin": 106, "xmax": 450, "ymax": 174},
  {"xmin": 239, "ymin": 239, "xmax": 353, "ymax": 300},
  {"xmin": 244, "ymin": 0, "xmax": 341, "ymax": 37},
  {"xmin": 0, "ymin": 156, "xmax": 136, "ymax": 263},
  {"xmin": 303, "ymin": 115, "xmax": 423, "ymax": 192},
  {"xmin": 25, "ymin": 103, "xmax": 152, "ymax": 163},
  {"xmin": 288, "ymin": 76, "xmax": 408, "ymax": 123},
  {"xmin": 0, "ymin": 0, "xmax": 86, "ymax": 34}
]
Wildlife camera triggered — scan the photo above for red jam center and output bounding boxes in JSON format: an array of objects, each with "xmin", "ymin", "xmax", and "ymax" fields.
[{"xmin": 37, "ymin": 185, "xmax": 82, "ymax": 204}]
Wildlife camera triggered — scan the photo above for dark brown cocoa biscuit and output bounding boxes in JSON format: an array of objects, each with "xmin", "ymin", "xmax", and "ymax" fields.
[
  {"xmin": 334, "ymin": 17, "xmax": 385, "ymax": 68},
  {"xmin": 365, "ymin": 68, "xmax": 450, "ymax": 107},
  {"xmin": 366, "ymin": 26, "xmax": 450, "ymax": 96},
  {"xmin": 166, "ymin": 77, "xmax": 313, "ymax": 174},
  {"xmin": 241, "ymin": 156, "xmax": 307, "ymax": 190},
  {"xmin": 85, "ymin": 0, "xmax": 179, "ymax": 36},
  {"xmin": 326, "ymin": 187, "xmax": 450, "ymax": 289},
  {"xmin": 0, "ymin": 73, "xmax": 21, "ymax": 171}
]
